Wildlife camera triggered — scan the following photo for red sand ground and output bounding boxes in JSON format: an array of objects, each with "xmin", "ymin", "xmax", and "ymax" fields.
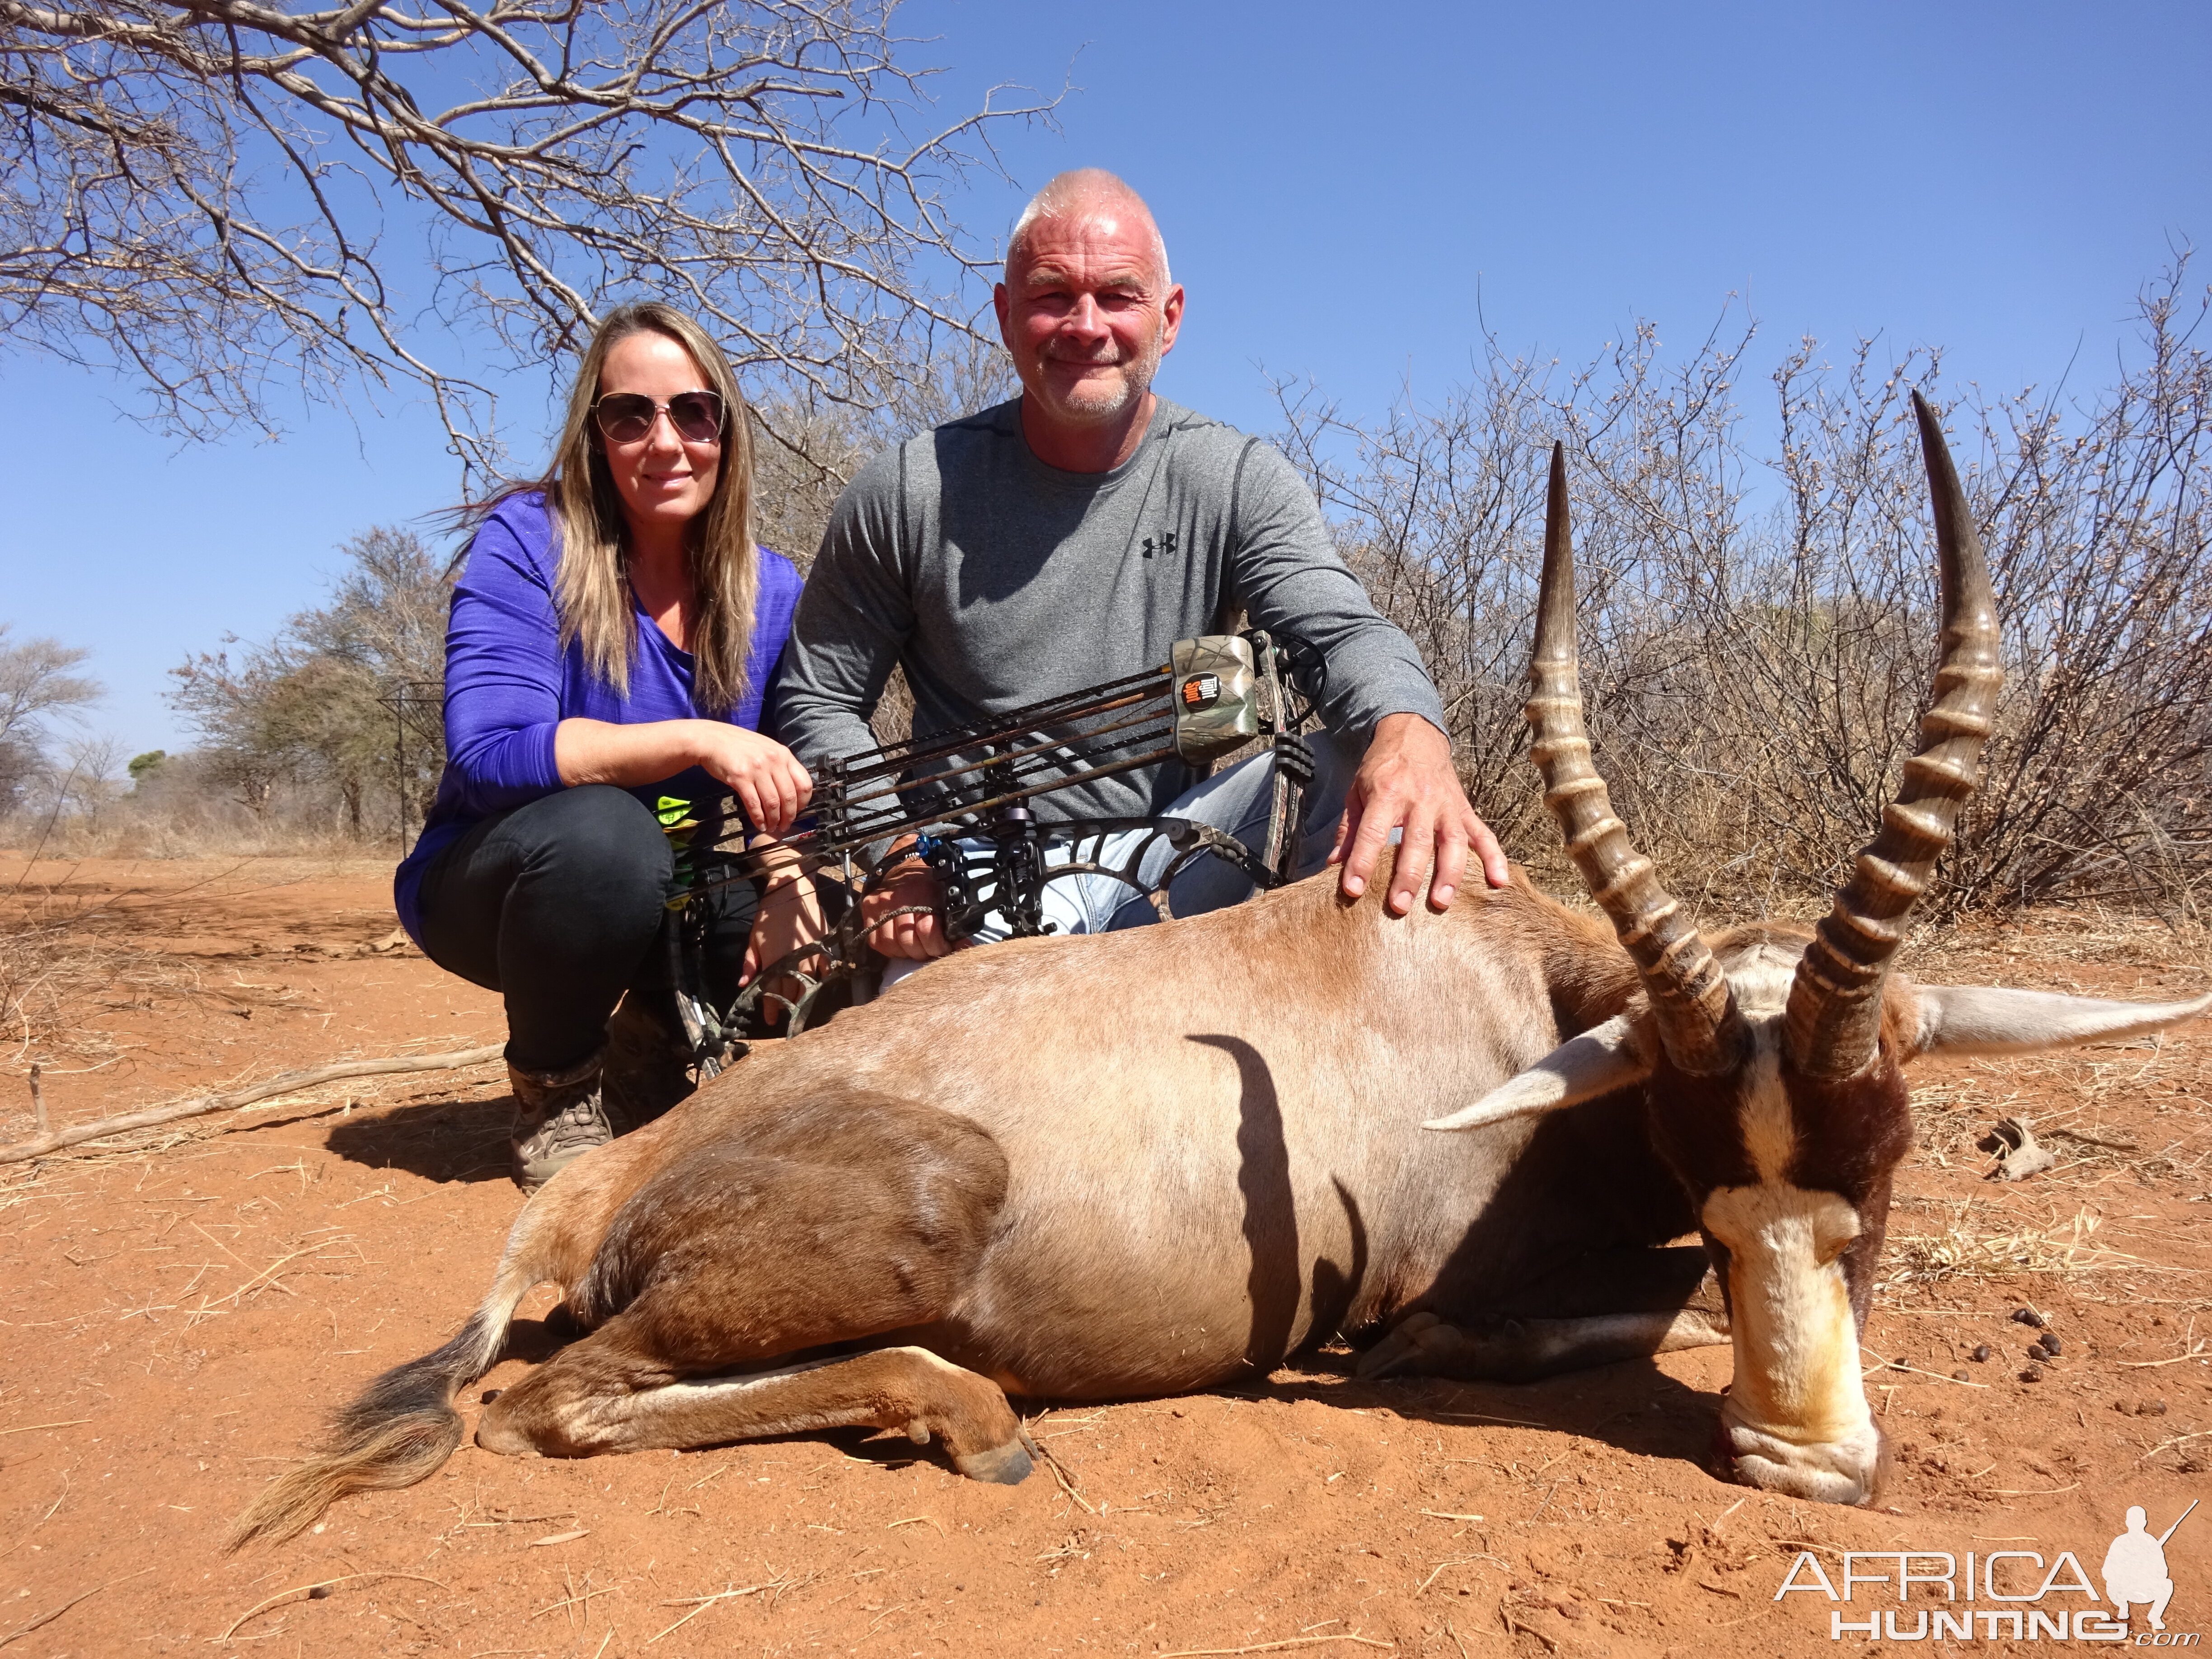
[{"xmin": 2, "ymin": 855, "xmax": 2210, "ymax": 1658}]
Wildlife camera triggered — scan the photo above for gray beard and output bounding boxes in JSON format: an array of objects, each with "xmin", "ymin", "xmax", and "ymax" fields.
[{"xmin": 1033, "ymin": 333, "xmax": 1163, "ymax": 426}]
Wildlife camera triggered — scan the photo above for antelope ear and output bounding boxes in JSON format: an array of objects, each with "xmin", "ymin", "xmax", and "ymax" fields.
[
  {"xmin": 1913, "ymin": 985, "xmax": 2212, "ymax": 1059},
  {"xmin": 1424, "ymin": 1015, "xmax": 1651, "ymax": 1132}
]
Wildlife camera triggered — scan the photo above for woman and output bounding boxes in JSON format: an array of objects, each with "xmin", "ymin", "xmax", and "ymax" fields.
[{"xmin": 395, "ymin": 302, "xmax": 812, "ymax": 1192}]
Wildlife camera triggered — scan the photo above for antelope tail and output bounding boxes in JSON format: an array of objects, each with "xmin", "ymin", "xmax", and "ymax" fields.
[{"xmin": 224, "ymin": 1252, "xmax": 539, "ymax": 1550}]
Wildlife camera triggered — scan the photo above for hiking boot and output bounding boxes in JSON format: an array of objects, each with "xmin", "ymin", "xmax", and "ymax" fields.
[
  {"xmin": 603, "ymin": 991, "xmax": 697, "ymax": 1128},
  {"xmin": 508, "ymin": 1049, "xmax": 611, "ymax": 1193}
]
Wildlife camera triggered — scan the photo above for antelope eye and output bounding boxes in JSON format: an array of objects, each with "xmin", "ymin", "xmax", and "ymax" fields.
[{"xmin": 1815, "ymin": 1226, "xmax": 1859, "ymax": 1266}]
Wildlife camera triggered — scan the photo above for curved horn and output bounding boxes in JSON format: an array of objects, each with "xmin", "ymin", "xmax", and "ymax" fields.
[
  {"xmin": 1782, "ymin": 392, "xmax": 2004, "ymax": 1080},
  {"xmin": 1527, "ymin": 442, "xmax": 1741, "ymax": 1075}
]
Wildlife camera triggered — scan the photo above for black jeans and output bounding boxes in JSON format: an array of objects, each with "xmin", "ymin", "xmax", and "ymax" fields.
[{"xmin": 414, "ymin": 785, "xmax": 759, "ymax": 1073}]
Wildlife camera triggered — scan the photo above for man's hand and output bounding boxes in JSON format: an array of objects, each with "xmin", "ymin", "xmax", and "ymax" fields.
[
  {"xmin": 860, "ymin": 842, "xmax": 956, "ymax": 960},
  {"xmin": 1330, "ymin": 713, "xmax": 1508, "ymax": 914}
]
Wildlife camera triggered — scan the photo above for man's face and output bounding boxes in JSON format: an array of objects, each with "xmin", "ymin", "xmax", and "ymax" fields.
[{"xmin": 994, "ymin": 206, "xmax": 1183, "ymax": 432}]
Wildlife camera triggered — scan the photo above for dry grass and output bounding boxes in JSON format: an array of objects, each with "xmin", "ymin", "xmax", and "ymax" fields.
[
  {"xmin": 0, "ymin": 804, "xmax": 384, "ymax": 862},
  {"xmin": 1893, "ymin": 908, "xmax": 2212, "ymax": 1192},
  {"xmin": 0, "ymin": 855, "xmax": 415, "ymax": 1151},
  {"xmin": 1884, "ymin": 1204, "xmax": 2144, "ymax": 1290},
  {"xmin": 0, "ymin": 900, "xmax": 186, "ymax": 1071}
]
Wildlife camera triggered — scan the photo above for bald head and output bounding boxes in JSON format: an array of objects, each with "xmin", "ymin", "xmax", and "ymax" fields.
[
  {"xmin": 1007, "ymin": 169, "xmax": 1171, "ymax": 288},
  {"xmin": 994, "ymin": 166, "xmax": 1184, "ymax": 466}
]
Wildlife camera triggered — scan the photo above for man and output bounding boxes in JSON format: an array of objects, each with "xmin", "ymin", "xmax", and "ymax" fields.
[
  {"xmin": 773, "ymin": 169, "xmax": 1505, "ymax": 961},
  {"xmin": 2103, "ymin": 1504, "xmax": 2179, "ymax": 1631}
]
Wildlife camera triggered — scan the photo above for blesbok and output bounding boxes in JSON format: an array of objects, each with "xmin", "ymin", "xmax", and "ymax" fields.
[{"xmin": 232, "ymin": 396, "xmax": 2208, "ymax": 1547}]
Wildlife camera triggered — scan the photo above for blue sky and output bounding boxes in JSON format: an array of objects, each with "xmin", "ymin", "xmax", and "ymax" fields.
[{"xmin": 5, "ymin": 0, "xmax": 2206, "ymax": 755}]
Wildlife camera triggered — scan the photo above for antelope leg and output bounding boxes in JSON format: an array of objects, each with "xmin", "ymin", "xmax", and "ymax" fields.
[
  {"xmin": 478, "ymin": 1329, "xmax": 1033, "ymax": 1483},
  {"xmin": 1358, "ymin": 1245, "xmax": 1729, "ymax": 1383}
]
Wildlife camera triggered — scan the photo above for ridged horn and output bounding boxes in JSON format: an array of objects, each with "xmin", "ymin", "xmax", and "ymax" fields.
[
  {"xmin": 1527, "ymin": 442, "xmax": 1741, "ymax": 1076},
  {"xmin": 1782, "ymin": 392, "xmax": 2004, "ymax": 1080}
]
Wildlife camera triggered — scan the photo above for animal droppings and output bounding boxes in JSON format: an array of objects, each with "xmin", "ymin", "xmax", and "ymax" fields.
[
  {"xmin": 2019, "ymin": 1366, "xmax": 2044, "ymax": 1383},
  {"xmin": 2011, "ymin": 1308, "xmax": 2048, "ymax": 1328},
  {"xmin": 1970, "ymin": 1345, "xmax": 1992, "ymax": 1362},
  {"xmin": 1951, "ymin": 1369, "xmax": 1970, "ymax": 1381},
  {"xmin": 309, "ymin": 1586, "xmax": 333, "ymax": 1599},
  {"xmin": 2037, "ymin": 1332, "xmax": 2062, "ymax": 1355}
]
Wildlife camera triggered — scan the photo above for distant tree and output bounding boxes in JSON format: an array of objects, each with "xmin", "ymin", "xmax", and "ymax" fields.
[
  {"xmin": 169, "ymin": 526, "xmax": 450, "ymax": 833},
  {"xmin": 165, "ymin": 649, "xmax": 291, "ymax": 821},
  {"xmin": 1, "ymin": 3, "xmax": 1050, "ymax": 480},
  {"xmin": 127, "ymin": 750, "xmax": 167, "ymax": 786},
  {"xmin": 0, "ymin": 625, "xmax": 103, "ymax": 815}
]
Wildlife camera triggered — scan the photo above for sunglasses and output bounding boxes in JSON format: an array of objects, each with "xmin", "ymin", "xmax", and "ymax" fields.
[{"xmin": 590, "ymin": 390, "xmax": 725, "ymax": 445}]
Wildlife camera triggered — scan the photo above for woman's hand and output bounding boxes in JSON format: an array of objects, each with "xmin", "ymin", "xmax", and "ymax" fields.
[
  {"xmin": 555, "ymin": 718, "xmax": 813, "ymax": 835},
  {"xmin": 740, "ymin": 844, "xmax": 825, "ymax": 1027},
  {"xmin": 690, "ymin": 724, "xmax": 812, "ymax": 837}
]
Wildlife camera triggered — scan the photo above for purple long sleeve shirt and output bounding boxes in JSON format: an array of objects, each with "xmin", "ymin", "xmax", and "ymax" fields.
[{"xmin": 393, "ymin": 491, "xmax": 802, "ymax": 942}]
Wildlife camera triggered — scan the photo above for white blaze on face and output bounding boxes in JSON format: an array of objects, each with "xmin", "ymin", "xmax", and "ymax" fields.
[{"xmin": 1701, "ymin": 950, "xmax": 1883, "ymax": 1503}]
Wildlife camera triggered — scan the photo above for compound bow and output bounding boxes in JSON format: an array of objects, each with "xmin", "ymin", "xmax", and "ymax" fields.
[{"xmin": 655, "ymin": 628, "xmax": 1321, "ymax": 1072}]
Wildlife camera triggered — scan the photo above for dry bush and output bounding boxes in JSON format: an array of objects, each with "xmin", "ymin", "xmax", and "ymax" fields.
[
  {"xmin": 1279, "ymin": 263, "xmax": 2212, "ymax": 920},
  {"xmin": 0, "ymin": 751, "xmax": 397, "ymax": 862},
  {"xmin": 0, "ymin": 879, "xmax": 189, "ymax": 1072}
]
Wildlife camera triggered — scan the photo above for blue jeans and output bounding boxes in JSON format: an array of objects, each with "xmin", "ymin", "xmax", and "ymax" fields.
[
  {"xmin": 982, "ymin": 727, "xmax": 1355, "ymax": 938},
  {"xmin": 885, "ymin": 730, "xmax": 1356, "ymax": 983}
]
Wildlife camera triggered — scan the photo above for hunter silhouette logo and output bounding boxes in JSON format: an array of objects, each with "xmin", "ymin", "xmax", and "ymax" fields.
[
  {"xmin": 2108, "ymin": 1502, "xmax": 2197, "ymax": 1632},
  {"xmin": 1773, "ymin": 1499, "xmax": 2200, "ymax": 1642}
]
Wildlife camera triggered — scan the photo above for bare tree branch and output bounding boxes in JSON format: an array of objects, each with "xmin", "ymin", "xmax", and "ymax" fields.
[{"xmin": 0, "ymin": 0, "xmax": 1055, "ymax": 478}]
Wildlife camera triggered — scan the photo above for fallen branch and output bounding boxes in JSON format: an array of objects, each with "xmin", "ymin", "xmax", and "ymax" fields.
[
  {"xmin": 1159, "ymin": 1637, "xmax": 1393, "ymax": 1658},
  {"xmin": 0, "ymin": 1566, "xmax": 155, "ymax": 1648},
  {"xmin": 211, "ymin": 1571, "xmax": 448, "ymax": 1643},
  {"xmin": 2122, "ymin": 1342, "xmax": 2210, "ymax": 1369},
  {"xmin": 1026, "ymin": 1432, "xmax": 1095, "ymax": 1515},
  {"xmin": 0, "ymin": 1045, "xmax": 505, "ymax": 1165},
  {"xmin": 2046, "ymin": 1127, "xmax": 2142, "ymax": 1152}
]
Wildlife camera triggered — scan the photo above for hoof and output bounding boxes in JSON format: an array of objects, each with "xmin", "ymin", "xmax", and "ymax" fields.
[
  {"xmin": 473, "ymin": 1399, "xmax": 537, "ymax": 1459},
  {"xmin": 474, "ymin": 1420, "xmax": 532, "ymax": 1458},
  {"xmin": 953, "ymin": 1433, "xmax": 1035, "ymax": 1486},
  {"xmin": 1357, "ymin": 1311, "xmax": 1485, "ymax": 1380}
]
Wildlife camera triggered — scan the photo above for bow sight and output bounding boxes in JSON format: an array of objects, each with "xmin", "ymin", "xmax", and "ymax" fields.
[{"xmin": 659, "ymin": 629, "xmax": 1320, "ymax": 1068}]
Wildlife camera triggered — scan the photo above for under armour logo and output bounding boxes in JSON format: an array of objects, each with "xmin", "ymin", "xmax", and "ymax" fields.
[{"xmin": 1141, "ymin": 531, "xmax": 1180, "ymax": 559}]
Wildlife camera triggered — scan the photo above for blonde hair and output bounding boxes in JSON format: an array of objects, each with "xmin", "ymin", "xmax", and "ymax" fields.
[{"xmin": 535, "ymin": 302, "xmax": 759, "ymax": 715}]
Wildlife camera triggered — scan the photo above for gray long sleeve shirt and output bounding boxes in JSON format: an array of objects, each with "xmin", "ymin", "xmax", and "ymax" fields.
[{"xmin": 773, "ymin": 395, "xmax": 1446, "ymax": 822}]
